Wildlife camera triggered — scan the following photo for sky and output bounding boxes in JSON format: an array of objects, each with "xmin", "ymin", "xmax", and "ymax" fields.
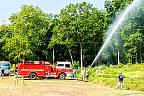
[{"xmin": 0, "ymin": 0, "xmax": 105, "ymax": 24}]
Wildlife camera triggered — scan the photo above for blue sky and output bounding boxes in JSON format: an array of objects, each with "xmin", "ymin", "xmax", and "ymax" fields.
[{"xmin": 0, "ymin": 0, "xmax": 105, "ymax": 24}]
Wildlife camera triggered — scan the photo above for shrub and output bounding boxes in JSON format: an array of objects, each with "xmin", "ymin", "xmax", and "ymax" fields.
[
  {"xmin": 98, "ymin": 65, "xmax": 107, "ymax": 70},
  {"xmin": 73, "ymin": 61, "xmax": 80, "ymax": 69},
  {"xmin": 118, "ymin": 63, "xmax": 124, "ymax": 68}
]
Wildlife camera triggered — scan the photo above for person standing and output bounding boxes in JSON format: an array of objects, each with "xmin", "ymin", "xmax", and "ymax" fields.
[
  {"xmin": 85, "ymin": 69, "xmax": 89, "ymax": 81},
  {"xmin": 81, "ymin": 69, "xmax": 84, "ymax": 81},
  {"xmin": 0, "ymin": 69, "xmax": 2, "ymax": 79},
  {"xmin": 116, "ymin": 73, "xmax": 124, "ymax": 89},
  {"xmin": 1, "ymin": 68, "xmax": 4, "ymax": 79},
  {"xmin": 14, "ymin": 69, "xmax": 18, "ymax": 86},
  {"xmin": 45, "ymin": 71, "xmax": 50, "ymax": 80},
  {"xmin": 73, "ymin": 68, "xmax": 76, "ymax": 78}
]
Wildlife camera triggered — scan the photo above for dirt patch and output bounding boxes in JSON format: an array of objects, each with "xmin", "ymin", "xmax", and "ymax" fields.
[{"xmin": 0, "ymin": 77, "xmax": 143, "ymax": 96}]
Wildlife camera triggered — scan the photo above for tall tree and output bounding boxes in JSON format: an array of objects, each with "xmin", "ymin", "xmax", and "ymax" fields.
[
  {"xmin": 120, "ymin": 2, "xmax": 144, "ymax": 63},
  {"xmin": 1, "ymin": 5, "xmax": 53, "ymax": 62},
  {"xmin": 49, "ymin": 2, "xmax": 108, "ymax": 66},
  {"xmin": 0, "ymin": 25, "xmax": 12, "ymax": 61},
  {"xmin": 105, "ymin": 0, "xmax": 144, "ymax": 63}
]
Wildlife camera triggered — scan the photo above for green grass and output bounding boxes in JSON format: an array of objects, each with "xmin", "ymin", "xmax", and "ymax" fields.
[{"xmin": 77, "ymin": 63, "xmax": 144, "ymax": 91}]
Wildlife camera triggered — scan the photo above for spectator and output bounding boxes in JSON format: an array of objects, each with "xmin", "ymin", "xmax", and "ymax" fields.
[
  {"xmin": 45, "ymin": 71, "xmax": 50, "ymax": 80},
  {"xmin": 85, "ymin": 69, "xmax": 89, "ymax": 81},
  {"xmin": 73, "ymin": 68, "xmax": 76, "ymax": 78},
  {"xmin": 80, "ymin": 69, "xmax": 84, "ymax": 81},
  {"xmin": 0, "ymin": 69, "xmax": 2, "ymax": 79},
  {"xmin": 116, "ymin": 73, "xmax": 124, "ymax": 89},
  {"xmin": 1, "ymin": 68, "xmax": 4, "ymax": 79},
  {"xmin": 14, "ymin": 72, "xmax": 18, "ymax": 86}
]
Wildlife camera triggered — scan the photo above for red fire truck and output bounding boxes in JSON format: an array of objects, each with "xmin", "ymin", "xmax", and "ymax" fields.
[{"xmin": 17, "ymin": 61, "xmax": 73, "ymax": 80}]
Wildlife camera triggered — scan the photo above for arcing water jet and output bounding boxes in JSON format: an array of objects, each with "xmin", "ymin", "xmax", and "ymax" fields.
[{"xmin": 90, "ymin": 0, "xmax": 141, "ymax": 68}]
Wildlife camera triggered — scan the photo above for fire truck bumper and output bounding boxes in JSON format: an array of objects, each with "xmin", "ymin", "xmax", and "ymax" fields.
[
  {"xmin": 66, "ymin": 72, "xmax": 73, "ymax": 77},
  {"xmin": 18, "ymin": 75, "xmax": 22, "ymax": 77},
  {"xmin": 18, "ymin": 75, "xmax": 27, "ymax": 78}
]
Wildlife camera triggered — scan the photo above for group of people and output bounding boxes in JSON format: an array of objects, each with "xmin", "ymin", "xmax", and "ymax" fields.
[
  {"xmin": 80, "ymin": 69, "xmax": 89, "ymax": 81},
  {"xmin": 72, "ymin": 68, "xmax": 124, "ymax": 89},
  {"xmin": 72, "ymin": 68, "xmax": 89, "ymax": 81}
]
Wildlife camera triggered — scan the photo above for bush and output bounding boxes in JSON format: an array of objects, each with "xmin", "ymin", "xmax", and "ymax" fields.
[
  {"xmin": 73, "ymin": 61, "xmax": 80, "ymax": 69},
  {"xmin": 118, "ymin": 63, "xmax": 124, "ymax": 68},
  {"xmin": 109, "ymin": 64, "xmax": 118, "ymax": 68},
  {"xmin": 98, "ymin": 65, "xmax": 107, "ymax": 70}
]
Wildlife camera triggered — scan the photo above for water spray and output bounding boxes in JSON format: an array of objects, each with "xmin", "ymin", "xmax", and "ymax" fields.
[{"xmin": 89, "ymin": 0, "xmax": 141, "ymax": 70}]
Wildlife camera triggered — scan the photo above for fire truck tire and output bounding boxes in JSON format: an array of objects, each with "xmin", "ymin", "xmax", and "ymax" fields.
[
  {"xmin": 59, "ymin": 73, "xmax": 66, "ymax": 79},
  {"xmin": 29, "ymin": 72, "xmax": 37, "ymax": 80}
]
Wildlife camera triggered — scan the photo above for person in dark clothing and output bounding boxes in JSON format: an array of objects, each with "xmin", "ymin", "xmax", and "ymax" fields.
[
  {"xmin": 1, "ymin": 68, "xmax": 4, "ymax": 79},
  {"xmin": 0, "ymin": 69, "xmax": 2, "ymax": 79},
  {"xmin": 116, "ymin": 73, "xmax": 124, "ymax": 89}
]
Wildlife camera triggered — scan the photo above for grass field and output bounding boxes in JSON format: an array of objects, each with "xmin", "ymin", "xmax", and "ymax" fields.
[{"xmin": 83, "ymin": 63, "xmax": 144, "ymax": 92}]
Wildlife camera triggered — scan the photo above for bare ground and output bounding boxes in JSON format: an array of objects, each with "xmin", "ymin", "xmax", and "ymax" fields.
[{"xmin": 0, "ymin": 76, "xmax": 143, "ymax": 96}]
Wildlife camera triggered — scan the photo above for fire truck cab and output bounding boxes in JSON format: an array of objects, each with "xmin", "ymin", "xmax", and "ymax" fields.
[{"xmin": 17, "ymin": 61, "xmax": 73, "ymax": 80}]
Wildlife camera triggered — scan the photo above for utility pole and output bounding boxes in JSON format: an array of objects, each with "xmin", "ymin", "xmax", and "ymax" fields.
[{"xmin": 80, "ymin": 43, "xmax": 83, "ymax": 68}]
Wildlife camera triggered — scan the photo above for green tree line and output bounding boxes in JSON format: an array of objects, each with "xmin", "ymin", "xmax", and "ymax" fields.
[{"xmin": 0, "ymin": 0, "xmax": 144, "ymax": 66}]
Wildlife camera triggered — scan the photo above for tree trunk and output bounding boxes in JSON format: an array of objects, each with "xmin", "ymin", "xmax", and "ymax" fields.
[
  {"xmin": 68, "ymin": 49, "xmax": 73, "ymax": 64},
  {"xmin": 80, "ymin": 43, "xmax": 83, "ymax": 68},
  {"xmin": 118, "ymin": 49, "xmax": 120, "ymax": 64}
]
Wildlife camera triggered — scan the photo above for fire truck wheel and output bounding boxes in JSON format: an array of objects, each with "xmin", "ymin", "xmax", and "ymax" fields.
[
  {"xmin": 29, "ymin": 72, "xmax": 37, "ymax": 80},
  {"xmin": 59, "ymin": 73, "xmax": 66, "ymax": 79}
]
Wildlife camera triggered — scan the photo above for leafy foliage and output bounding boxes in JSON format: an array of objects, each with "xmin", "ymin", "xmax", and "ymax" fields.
[
  {"xmin": 0, "ymin": 0, "xmax": 144, "ymax": 66},
  {"xmin": 0, "ymin": 5, "xmax": 54, "ymax": 62},
  {"xmin": 49, "ymin": 2, "xmax": 108, "ymax": 66}
]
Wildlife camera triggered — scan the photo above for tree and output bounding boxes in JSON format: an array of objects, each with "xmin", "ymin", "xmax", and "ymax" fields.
[
  {"xmin": 0, "ymin": 25, "xmax": 12, "ymax": 60},
  {"xmin": 1, "ymin": 5, "xmax": 54, "ymax": 62},
  {"xmin": 105, "ymin": 0, "xmax": 133, "ymax": 24},
  {"xmin": 120, "ymin": 2, "xmax": 144, "ymax": 63},
  {"xmin": 105, "ymin": 0, "xmax": 144, "ymax": 63},
  {"xmin": 49, "ymin": 2, "xmax": 108, "ymax": 66}
]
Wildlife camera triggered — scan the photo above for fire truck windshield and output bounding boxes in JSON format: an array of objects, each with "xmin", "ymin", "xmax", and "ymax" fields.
[{"xmin": 65, "ymin": 64, "xmax": 70, "ymax": 68}]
